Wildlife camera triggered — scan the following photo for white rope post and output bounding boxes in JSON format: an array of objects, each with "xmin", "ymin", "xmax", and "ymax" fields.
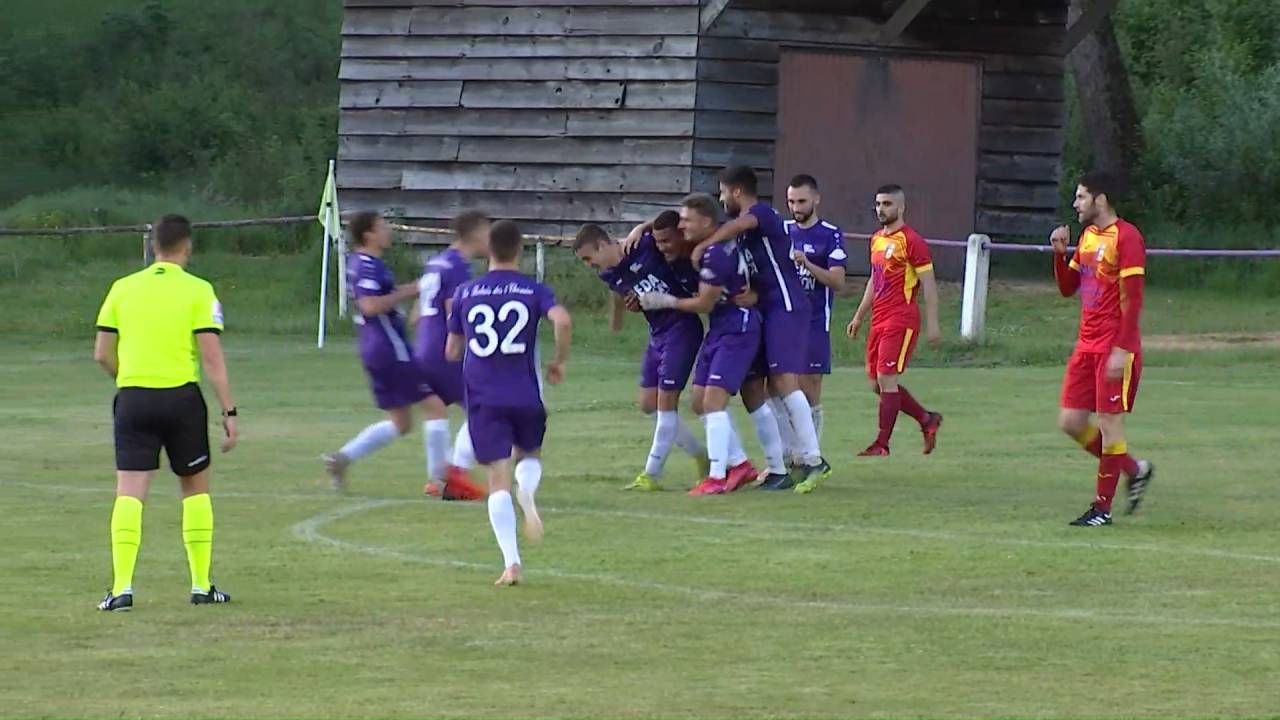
[
  {"xmin": 535, "ymin": 240, "xmax": 546, "ymax": 282},
  {"xmin": 960, "ymin": 233, "xmax": 991, "ymax": 342},
  {"xmin": 141, "ymin": 224, "xmax": 152, "ymax": 267},
  {"xmin": 317, "ymin": 211, "xmax": 332, "ymax": 349}
]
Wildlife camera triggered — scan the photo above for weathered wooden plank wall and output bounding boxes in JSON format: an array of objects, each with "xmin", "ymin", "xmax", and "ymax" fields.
[
  {"xmin": 337, "ymin": 0, "xmax": 701, "ymax": 238},
  {"xmin": 698, "ymin": 0, "xmax": 1068, "ymax": 237},
  {"xmin": 337, "ymin": 0, "xmax": 1070, "ymax": 240}
]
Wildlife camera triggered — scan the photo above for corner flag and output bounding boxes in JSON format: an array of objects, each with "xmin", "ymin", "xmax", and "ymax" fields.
[{"xmin": 316, "ymin": 160, "xmax": 343, "ymax": 348}]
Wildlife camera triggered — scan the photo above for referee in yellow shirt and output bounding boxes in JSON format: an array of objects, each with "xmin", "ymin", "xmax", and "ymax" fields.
[{"xmin": 93, "ymin": 215, "xmax": 238, "ymax": 611}]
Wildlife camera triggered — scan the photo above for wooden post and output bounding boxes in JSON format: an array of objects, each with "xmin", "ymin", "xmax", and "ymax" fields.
[{"xmin": 960, "ymin": 234, "xmax": 990, "ymax": 342}]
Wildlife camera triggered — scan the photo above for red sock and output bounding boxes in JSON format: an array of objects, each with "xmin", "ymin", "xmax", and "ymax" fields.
[
  {"xmin": 1118, "ymin": 453, "xmax": 1139, "ymax": 478},
  {"xmin": 877, "ymin": 391, "xmax": 901, "ymax": 447},
  {"xmin": 897, "ymin": 385, "xmax": 930, "ymax": 426},
  {"xmin": 1094, "ymin": 454, "xmax": 1123, "ymax": 512}
]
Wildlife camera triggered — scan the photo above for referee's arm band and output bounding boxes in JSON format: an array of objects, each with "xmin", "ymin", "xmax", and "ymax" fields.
[
  {"xmin": 193, "ymin": 327, "xmax": 223, "ymax": 335},
  {"xmin": 96, "ymin": 325, "xmax": 118, "ymax": 333}
]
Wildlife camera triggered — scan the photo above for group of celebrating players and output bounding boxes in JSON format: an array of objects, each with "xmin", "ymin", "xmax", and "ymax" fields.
[
  {"xmin": 319, "ymin": 164, "xmax": 959, "ymax": 586},
  {"xmin": 90, "ymin": 163, "xmax": 1156, "ymax": 606}
]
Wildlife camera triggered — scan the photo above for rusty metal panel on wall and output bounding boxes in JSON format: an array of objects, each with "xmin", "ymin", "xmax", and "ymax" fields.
[{"xmin": 773, "ymin": 50, "xmax": 980, "ymax": 278}]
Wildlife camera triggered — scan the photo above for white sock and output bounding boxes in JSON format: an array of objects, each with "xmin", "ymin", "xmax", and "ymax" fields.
[
  {"xmin": 769, "ymin": 397, "xmax": 797, "ymax": 462},
  {"xmin": 727, "ymin": 422, "xmax": 749, "ymax": 466},
  {"xmin": 704, "ymin": 411, "xmax": 731, "ymax": 479},
  {"xmin": 749, "ymin": 404, "xmax": 787, "ymax": 475},
  {"xmin": 515, "ymin": 457, "xmax": 542, "ymax": 498},
  {"xmin": 423, "ymin": 419, "xmax": 450, "ymax": 481},
  {"xmin": 811, "ymin": 404, "xmax": 825, "ymax": 445},
  {"xmin": 339, "ymin": 420, "xmax": 399, "ymax": 462},
  {"xmin": 784, "ymin": 390, "xmax": 822, "ymax": 464},
  {"xmin": 673, "ymin": 417, "xmax": 704, "ymax": 458},
  {"xmin": 644, "ymin": 411, "xmax": 679, "ymax": 477},
  {"xmin": 487, "ymin": 490, "xmax": 521, "ymax": 568},
  {"xmin": 453, "ymin": 421, "xmax": 476, "ymax": 469}
]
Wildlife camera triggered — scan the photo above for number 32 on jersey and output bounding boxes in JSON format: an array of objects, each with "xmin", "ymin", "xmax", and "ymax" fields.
[{"xmin": 467, "ymin": 301, "xmax": 529, "ymax": 357}]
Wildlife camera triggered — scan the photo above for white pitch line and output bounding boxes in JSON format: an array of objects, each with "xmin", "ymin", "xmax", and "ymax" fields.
[
  {"xmin": 10, "ymin": 480, "xmax": 1280, "ymax": 565},
  {"xmin": 291, "ymin": 499, "xmax": 1280, "ymax": 630}
]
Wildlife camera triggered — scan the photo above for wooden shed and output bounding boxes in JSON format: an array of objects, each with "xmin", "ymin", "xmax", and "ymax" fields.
[{"xmin": 338, "ymin": 0, "xmax": 1086, "ymax": 272}]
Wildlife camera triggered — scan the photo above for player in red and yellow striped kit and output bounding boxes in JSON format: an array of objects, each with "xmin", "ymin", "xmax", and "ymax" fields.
[
  {"xmin": 847, "ymin": 185, "xmax": 943, "ymax": 458},
  {"xmin": 1051, "ymin": 172, "xmax": 1154, "ymax": 527}
]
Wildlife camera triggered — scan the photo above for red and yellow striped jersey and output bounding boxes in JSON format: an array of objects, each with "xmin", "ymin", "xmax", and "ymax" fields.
[
  {"xmin": 1070, "ymin": 219, "xmax": 1146, "ymax": 353},
  {"xmin": 870, "ymin": 224, "xmax": 933, "ymax": 330}
]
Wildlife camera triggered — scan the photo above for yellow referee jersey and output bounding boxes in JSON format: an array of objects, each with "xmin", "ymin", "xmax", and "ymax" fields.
[{"xmin": 96, "ymin": 261, "xmax": 224, "ymax": 389}]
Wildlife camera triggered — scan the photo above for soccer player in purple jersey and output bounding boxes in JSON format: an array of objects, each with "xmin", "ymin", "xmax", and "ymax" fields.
[
  {"xmin": 446, "ymin": 220, "xmax": 572, "ymax": 586},
  {"xmin": 781, "ymin": 175, "xmax": 847, "ymax": 474},
  {"xmin": 410, "ymin": 210, "xmax": 489, "ymax": 502},
  {"xmin": 573, "ymin": 216, "xmax": 708, "ymax": 491},
  {"xmin": 689, "ymin": 166, "xmax": 832, "ymax": 492},
  {"xmin": 639, "ymin": 194, "xmax": 765, "ymax": 496},
  {"xmin": 323, "ymin": 212, "xmax": 449, "ymax": 491}
]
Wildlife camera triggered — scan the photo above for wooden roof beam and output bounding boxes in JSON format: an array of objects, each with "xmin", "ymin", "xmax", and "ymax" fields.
[
  {"xmin": 701, "ymin": 0, "xmax": 732, "ymax": 32},
  {"xmin": 876, "ymin": 0, "xmax": 934, "ymax": 44},
  {"xmin": 1061, "ymin": 0, "xmax": 1121, "ymax": 55}
]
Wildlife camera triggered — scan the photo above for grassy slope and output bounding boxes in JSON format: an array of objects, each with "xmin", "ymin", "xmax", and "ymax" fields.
[{"xmin": 1, "ymin": 336, "xmax": 1279, "ymax": 718}]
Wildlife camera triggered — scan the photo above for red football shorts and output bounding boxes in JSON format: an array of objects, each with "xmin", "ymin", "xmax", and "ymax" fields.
[
  {"xmin": 1060, "ymin": 349, "xmax": 1142, "ymax": 414},
  {"xmin": 866, "ymin": 324, "xmax": 919, "ymax": 380}
]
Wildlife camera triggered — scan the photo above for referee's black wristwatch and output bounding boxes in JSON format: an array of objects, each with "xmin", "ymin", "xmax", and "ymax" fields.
[{"xmin": 222, "ymin": 407, "xmax": 238, "ymax": 418}]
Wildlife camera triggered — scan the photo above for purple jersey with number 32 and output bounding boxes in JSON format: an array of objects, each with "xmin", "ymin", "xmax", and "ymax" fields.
[{"xmin": 448, "ymin": 270, "xmax": 558, "ymax": 409}]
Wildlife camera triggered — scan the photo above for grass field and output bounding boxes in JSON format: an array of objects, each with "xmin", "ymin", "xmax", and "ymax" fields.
[{"xmin": 2, "ymin": 297, "xmax": 1280, "ymax": 718}]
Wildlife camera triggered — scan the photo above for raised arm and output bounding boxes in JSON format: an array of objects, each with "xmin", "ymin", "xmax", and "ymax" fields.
[
  {"xmin": 1050, "ymin": 225, "xmax": 1080, "ymax": 297},
  {"xmin": 796, "ymin": 253, "xmax": 847, "ymax": 291},
  {"xmin": 691, "ymin": 214, "xmax": 758, "ymax": 266},
  {"xmin": 357, "ymin": 283, "xmax": 419, "ymax": 317}
]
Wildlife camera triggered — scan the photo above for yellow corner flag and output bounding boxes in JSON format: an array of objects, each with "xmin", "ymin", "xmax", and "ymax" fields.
[{"xmin": 318, "ymin": 159, "xmax": 341, "ymax": 234}]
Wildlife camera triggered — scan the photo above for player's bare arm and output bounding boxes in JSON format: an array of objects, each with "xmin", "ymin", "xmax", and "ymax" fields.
[
  {"xmin": 608, "ymin": 293, "xmax": 625, "ymax": 332},
  {"xmin": 1051, "ymin": 225, "xmax": 1080, "ymax": 297},
  {"xmin": 545, "ymin": 305, "xmax": 572, "ymax": 385},
  {"xmin": 445, "ymin": 331, "xmax": 464, "ymax": 362},
  {"xmin": 793, "ymin": 249, "xmax": 847, "ymax": 291},
  {"xmin": 846, "ymin": 280, "xmax": 875, "ymax": 339},
  {"xmin": 197, "ymin": 332, "xmax": 238, "ymax": 452},
  {"xmin": 356, "ymin": 282, "xmax": 419, "ymax": 317},
  {"xmin": 691, "ymin": 214, "xmax": 757, "ymax": 266},
  {"xmin": 919, "ymin": 268, "xmax": 942, "ymax": 347},
  {"xmin": 93, "ymin": 330, "xmax": 118, "ymax": 379}
]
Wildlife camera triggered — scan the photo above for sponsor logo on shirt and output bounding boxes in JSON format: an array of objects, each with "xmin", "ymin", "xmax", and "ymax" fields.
[
  {"xmin": 700, "ymin": 267, "xmax": 716, "ymax": 281},
  {"xmin": 830, "ymin": 248, "xmax": 848, "ymax": 261},
  {"xmin": 211, "ymin": 301, "xmax": 224, "ymax": 325},
  {"xmin": 629, "ymin": 262, "xmax": 644, "ymax": 273}
]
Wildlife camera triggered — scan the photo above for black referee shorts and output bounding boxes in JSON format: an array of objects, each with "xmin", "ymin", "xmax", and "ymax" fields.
[{"xmin": 113, "ymin": 383, "xmax": 211, "ymax": 476}]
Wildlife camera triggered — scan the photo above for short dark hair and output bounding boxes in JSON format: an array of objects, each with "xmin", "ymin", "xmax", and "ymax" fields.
[
  {"xmin": 876, "ymin": 184, "xmax": 905, "ymax": 197},
  {"xmin": 349, "ymin": 210, "xmax": 383, "ymax": 246},
  {"xmin": 489, "ymin": 220, "xmax": 523, "ymax": 262},
  {"xmin": 789, "ymin": 174, "xmax": 819, "ymax": 191},
  {"xmin": 653, "ymin": 210, "xmax": 680, "ymax": 231},
  {"xmin": 719, "ymin": 165, "xmax": 758, "ymax": 195},
  {"xmin": 572, "ymin": 223, "xmax": 610, "ymax": 251},
  {"xmin": 1079, "ymin": 171, "xmax": 1127, "ymax": 206},
  {"xmin": 451, "ymin": 209, "xmax": 489, "ymax": 239},
  {"xmin": 151, "ymin": 214, "xmax": 192, "ymax": 253},
  {"xmin": 681, "ymin": 193, "xmax": 721, "ymax": 222}
]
